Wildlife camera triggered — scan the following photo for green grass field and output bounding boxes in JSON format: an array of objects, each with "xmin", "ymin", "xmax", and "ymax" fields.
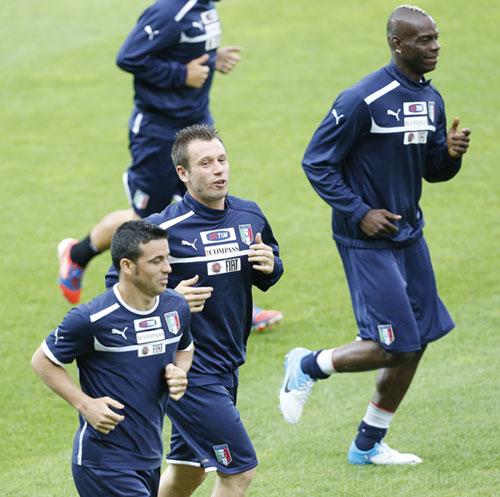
[{"xmin": 1, "ymin": 0, "xmax": 499, "ymax": 495}]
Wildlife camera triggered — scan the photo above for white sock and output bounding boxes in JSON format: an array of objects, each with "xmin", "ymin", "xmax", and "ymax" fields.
[
  {"xmin": 363, "ymin": 402, "xmax": 394, "ymax": 429},
  {"xmin": 316, "ymin": 348, "xmax": 336, "ymax": 375}
]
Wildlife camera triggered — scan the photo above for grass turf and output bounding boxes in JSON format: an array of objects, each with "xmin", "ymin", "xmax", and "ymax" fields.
[{"xmin": 1, "ymin": 0, "xmax": 498, "ymax": 495}]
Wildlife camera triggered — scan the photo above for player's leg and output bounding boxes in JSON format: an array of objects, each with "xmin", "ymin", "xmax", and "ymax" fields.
[
  {"xmin": 280, "ymin": 245, "xmax": 422, "ymax": 424},
  {"xmin": 58, "ymin": 132, "xmax": 175, "ymax": 303},
  {"xmin": 211, "ymin": 468, "xmax": 256, "ymax": 497},
  {"xmin": 158, "ymin": 464, "xmax": 207, "ymax": 497},
  {"xmin": 349, "ymin": 239, "xmax": 452, "ymax": 465},
  {"xmin": 164, "ymin": 382, "xmax": 258, "ymax": 496}
]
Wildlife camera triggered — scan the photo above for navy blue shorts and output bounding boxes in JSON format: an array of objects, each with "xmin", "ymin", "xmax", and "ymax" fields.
[
  {"xmin": 72, "ymin": 464, "xmax": 160, "ymax": 497},
  {"xmin": 166, "ymin": 382, "xmax": 258, "ymax": 475},
  {"xmin": 123, "ymin": 133, "xmax": 184, "ymax": 218},
  {"xmin": 337, "ymin": 237, "xmax": 454, "ymax": 353}
]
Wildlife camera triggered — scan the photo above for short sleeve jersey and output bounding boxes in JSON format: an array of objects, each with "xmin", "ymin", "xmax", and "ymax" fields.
[{"xmin": 43, "ymin": 285, "xmax": 192, "ymax": 470}]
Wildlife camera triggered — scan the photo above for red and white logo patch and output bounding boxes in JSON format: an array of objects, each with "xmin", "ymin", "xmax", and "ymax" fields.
[{"xmin": 378, "ymin": 324, "xmax": 395, "ymax": 346}]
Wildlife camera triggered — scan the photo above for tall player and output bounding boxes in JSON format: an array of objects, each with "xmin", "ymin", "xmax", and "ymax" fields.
[
  {"xmin": 280, "ymin": 5, "xmax": 470, "ymax": 465},
  {"xmin": 33, "ymin": 221, "xmax": 193, "ymax": 496},
  {"xmin": 106, "ymin": 125, "xmax": 284, "ymax": 496},
  {"xmin": 57, "ymin": 0, "xmax": 282, "ymax": 332}
]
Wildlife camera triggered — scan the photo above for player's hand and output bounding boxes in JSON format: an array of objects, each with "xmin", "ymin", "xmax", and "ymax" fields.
[
  {"xmin": 216, "ymin": 46, "xmax": 241, "ymax": 74},
  {"xmin": 359, "ymin": 209, "xmax": 402, "ymax": 237},
  {"xmin": 79, "ymin": 396, "xmax": 125, "ymax": 434},
  {"xmin": 248, "ymin": 232, "xmax": 274, "ymax": 274},
  {"xmin": 447, "ymin": 117, "xmax": 471, "ymax": 159},
  {"xmin": 174, "ymin": 275, "xmax": 213, "ymax": 313},
  {"xmin": 165, "ymin": 364, "xmax": 188, "ymax": 401},
  {"xmin": 185, "ymin": 54, "xmax": 210, "ymax": 88}
]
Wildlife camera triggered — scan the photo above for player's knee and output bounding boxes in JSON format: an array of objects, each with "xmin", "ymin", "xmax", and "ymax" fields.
[
  {"xmin": 382, "ymin": 350, "xmax": 419, "ymax": 366},
  {"xmin": 216, "ymin": 467, "xmax": 256, "ymax": 496},
  {"xmin": 159, "ymin": 464, "xmax": 206, "ymax": 497}
]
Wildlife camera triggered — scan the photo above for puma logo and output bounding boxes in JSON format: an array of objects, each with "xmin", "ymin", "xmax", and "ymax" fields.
[
  {"xmin": 54, "ymin": 327, "xmax": 64, "ymax": 345},
  {"xmin": 331, "ymin": 108, "xmax": 344, "ymax": 125},
  {"xmin": 387, "ymin": 108, "xmax": 401, "ymax": 121},
  {"xmin": 181, "ymin": 239, "xmax": 198, "ymax": 251},
  {"xmin": 111, "ymin": 327, "xmax": 128, "ymax": 340},
  {"xmin": 144, "ymin": 25, "xmax": 160, "ymax": 41}
]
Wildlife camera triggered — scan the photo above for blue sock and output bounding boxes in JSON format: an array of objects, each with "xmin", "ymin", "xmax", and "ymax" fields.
[
  {"xmin": 300, "ymin": 350, "xmax": 329, "ymax": 380},
  {"xmin": 354, "ymin": 421, "xmax": 387, "ymax": 451}
]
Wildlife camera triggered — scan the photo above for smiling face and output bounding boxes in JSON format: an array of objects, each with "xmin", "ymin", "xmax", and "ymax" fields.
[
  {"xmin": 176, "ymin": 138, "xmax": 229, "ymax": 210},
  {"xmin": 128, "ymin": 238, "xmax": 172, "ymax": 298},
  {"xmin": 388, "ymin": 9, "xmax": 440, "ymax": 81}
]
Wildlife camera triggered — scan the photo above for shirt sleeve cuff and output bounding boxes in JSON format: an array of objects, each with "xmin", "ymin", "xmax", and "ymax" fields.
[{"xmin": 351, "ymin": 203, "xmax": 371, "ymax": 224}]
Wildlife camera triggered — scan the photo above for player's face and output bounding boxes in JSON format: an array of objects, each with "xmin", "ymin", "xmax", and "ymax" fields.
[
  {"xmin": 177, "ymin": 138, "xmax": 229, "ymax": 210},
  {"xmin": 131, "ymin": 238, "xmax": 172, "ymax": 297},
  {"xmin": 394, "ymin": 16, "xmax": 440, "ymax": 80}
]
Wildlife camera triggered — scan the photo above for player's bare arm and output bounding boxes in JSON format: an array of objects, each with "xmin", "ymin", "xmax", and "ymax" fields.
[
  {"xmin": 31, "ymin": 347, "xmax": 125, "ymax": 434},
  {"xmin": 248, "ymin": 232, "xmax": 275, "ymax": 274},
  {"xmin": 447, "ymin": 117, "xmax": 471, "ymax": 159}
]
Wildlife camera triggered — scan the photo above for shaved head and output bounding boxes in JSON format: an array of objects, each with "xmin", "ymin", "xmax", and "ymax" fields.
[{"xmin": 387, "ymin": 5, "xmax": 435, "ymax": 42}]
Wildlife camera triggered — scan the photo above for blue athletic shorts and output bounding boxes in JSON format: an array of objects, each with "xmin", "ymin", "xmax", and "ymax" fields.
[
  {"xmin": 166, "ymin": 381, "xmax": 258, "ymax": 475},
  {"xmin": 123, "ymin": 133, "xmax": 184, "ymax": 218},
  {"xmin": 72, "ymin": 464, "xmax": 160, "ymax": 497},
  {"xmin": 337, "ymin": 236, "xmax": 454, "ymax": 353}
]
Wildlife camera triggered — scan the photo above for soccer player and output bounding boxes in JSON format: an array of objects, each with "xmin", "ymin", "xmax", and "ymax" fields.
[
  {"xmin": 32, "ymin": 221, "xmax": 193, "ymax": 496},
  {"xmin": 279, "ymin": 5, "xmax": 471, "ymax": 465},
  {"xmin": 57, "ymin": 0, "xmax": 282, "ymax": 332},
  {"xmin": 105, "ymin": 124, "xmax": 284, "ymax": 496}
]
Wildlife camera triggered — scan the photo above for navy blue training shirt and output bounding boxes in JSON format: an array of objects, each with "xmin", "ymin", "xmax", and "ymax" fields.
[
  {"xmin": 117, "ymin": 0, "xmax": 221, "ymax": 137},
  {"xmin": 106, "ymin": 193, "xmax": 283, "ymax": 386},
  {"xmin": 43, "ymin": 285, "xmax": 192, "ymax": 470},
  {"xmin": 302, "ymin": 61, "xmax": 462, "ymax": 249}
]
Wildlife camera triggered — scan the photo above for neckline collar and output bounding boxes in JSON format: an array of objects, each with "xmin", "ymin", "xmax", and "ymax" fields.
[
  {"xmin": 387, "ymin": 60, "xmax": 432, "ymax": 89},
  {"xmin": 183, "ymin": 191, "xmax": 228, "ymax": 220},
  {"xmin": 113, "ymin": 283, "xmax": 160, "ymax": 315}
]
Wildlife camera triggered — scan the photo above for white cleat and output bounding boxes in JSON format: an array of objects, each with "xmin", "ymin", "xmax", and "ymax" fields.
[
  {"xmin": 279, "ymin": 348, "xmax": 316, "ymax": 424},
  {"xmin": 348, "ymin": 441, "xmax": 423, "ymax": 465}
]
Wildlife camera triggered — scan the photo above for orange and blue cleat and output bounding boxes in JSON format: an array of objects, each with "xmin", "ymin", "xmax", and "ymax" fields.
[
  {"xmin": 251, "ymin": 306, "xmax": 283, "ymax": 332},
  {"xmin": 58, "ymin": 238, "xmax": 84, "ymax": 304}
]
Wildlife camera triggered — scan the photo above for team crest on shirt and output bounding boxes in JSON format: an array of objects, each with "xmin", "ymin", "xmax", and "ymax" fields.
[
  {"xmin": 378, "ymin": 324, "xmax": 395, "ymax": 346},
  {"xmin": 428, "ymin": 101, "xmax": 436, "ymax": 123},
  {"xmin": 164, "ymin": 311, "xmax": 181, "ymax": 335},
  {"xmin": 238, "ymin": 224, "xmax": 254, "ymax": 246},
  {"xmin": 213, "ymin": 444, "xmax": 232, "ymax": 466}
]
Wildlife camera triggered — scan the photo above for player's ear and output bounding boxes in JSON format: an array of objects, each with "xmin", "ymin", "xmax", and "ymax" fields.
[
  {"xmin": 176, "ymin": 165, "xmax": 189, "ymax": 184},
  {"xmin": 119, "ymin": 258, "xmax": 135, "ymax": 275}
]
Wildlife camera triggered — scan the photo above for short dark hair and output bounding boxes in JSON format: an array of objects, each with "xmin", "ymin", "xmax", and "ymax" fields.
[
  {"xmin": 111, "ymin": 221, "xmax": 167, "ymax": 270},
  {"xmin": 171, "ymin": 124, "xmax": 223, "ymax": 169},
  {"xmin": 387, "ymin": 5, "xmax": 431, "ymax": 38}
]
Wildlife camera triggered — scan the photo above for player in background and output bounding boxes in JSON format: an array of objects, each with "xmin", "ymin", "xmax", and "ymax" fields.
[
  {"xmin": 33, "ymin": 221, "xmax": 193, "ymax": 496},
  {"xmin": 105, "ymin": 124, "xmax": 284, "ymax": 496},
  {"xmin": 280, "ymin": 5, "xmax": 470, "ymax": 465},
  {"xmin": 57, "ymin": 0, "xmax": 282, "ymax": 332}
]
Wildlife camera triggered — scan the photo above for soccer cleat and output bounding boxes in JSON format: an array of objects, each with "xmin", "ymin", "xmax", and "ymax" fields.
[
  {"xmin": 58, "ymin": 238, "xmax": 84, "ymax": 304},
  {"xmin": 279, "ymin": 347, "xmax": 316, "ymax": 424},
  {"xmin": 251, "ymin": 306, "xmax": 283, "ymax": 332},
  {"xmin": 347, "ymin": 441, "xmax": 423, "ymax": 465}
]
